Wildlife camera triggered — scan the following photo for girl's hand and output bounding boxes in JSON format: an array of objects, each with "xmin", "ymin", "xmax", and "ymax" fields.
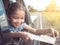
[
  {"xmin": 50, "ymin": 28, "xmax": 59, "ymax": 38},
  {"xmin": 21, "ymin": 32, "xmax": 33, "ymax": 42}
]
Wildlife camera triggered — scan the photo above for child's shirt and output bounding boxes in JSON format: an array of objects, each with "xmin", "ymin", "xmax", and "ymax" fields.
[
  {"xmin": 9, "ymin": 23, "xmax": 28, "ymax": 45},
  {"xmin": 9, "ymin": 23, "xmax": 26, "ymax": 32}
]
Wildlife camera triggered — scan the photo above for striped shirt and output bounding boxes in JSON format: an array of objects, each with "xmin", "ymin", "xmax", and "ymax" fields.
[{"xmin": 9, "ymin": 23, "xmax": 26, "ymax": 32}]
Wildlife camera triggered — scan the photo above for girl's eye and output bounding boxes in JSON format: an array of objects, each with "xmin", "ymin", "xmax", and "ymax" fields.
[
  {"xmin": 14, "ymin": 17, "xmax": 18, "ymax": 19},
  {"xmin": 21, "ymin": 18, "xmax": 24, "ymax": 19},
  {"xmin": 11, "ymin": 16, "xmax": 18, "ymax": 19},
  {"xmin": 13, "ymin": 16, "xmax": 19, "ymax": 19}
]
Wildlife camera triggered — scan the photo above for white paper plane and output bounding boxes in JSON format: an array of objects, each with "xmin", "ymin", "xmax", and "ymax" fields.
[{"xmin": 28, "ymin": 33, "xmax": 56, "ymax": 44}]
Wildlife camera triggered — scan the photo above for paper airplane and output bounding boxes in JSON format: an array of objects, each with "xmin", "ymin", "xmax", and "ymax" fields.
[{"xmin": 28, "ymin": 33, "xmax": 56, "ymax": 44}]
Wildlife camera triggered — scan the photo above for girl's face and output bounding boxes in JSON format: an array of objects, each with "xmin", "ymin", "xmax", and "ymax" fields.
[{"xmin": 9, "ymin": 10, "xmax": 25, "ymax": 28}]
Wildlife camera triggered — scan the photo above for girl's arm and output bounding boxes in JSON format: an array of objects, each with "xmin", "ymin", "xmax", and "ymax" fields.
[
  {"xmin": 10, "ymin": 32, "xmax": 29, "ymax": 38},
  {"xmin": 24, "ymin": 24, "xmax": 59, "ymax": 37},
  {"xmin": 10, "ymin": 31, "xmax": 33, "ymax": 41},
  {"xmin": 24, "ymin": 24, "xmax": 50, "ymax": 35}
]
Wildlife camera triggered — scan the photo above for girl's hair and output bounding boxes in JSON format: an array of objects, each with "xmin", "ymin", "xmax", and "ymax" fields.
[
  {"xmin": 6, "ymin": 2, "xmax": 25, "ymax": 16},
  {"xmin": 6, "ymin": 2, "xmax": 29, "ymax": 24}
]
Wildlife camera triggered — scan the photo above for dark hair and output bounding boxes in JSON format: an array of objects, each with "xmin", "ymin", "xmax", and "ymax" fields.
[
  {"xmin": 6, "ymin": 2, "xmax": 25, "ymax": 16},
  {"xmin": 6, "ymin": 2, "xmax": 29, "ymax": 24}
]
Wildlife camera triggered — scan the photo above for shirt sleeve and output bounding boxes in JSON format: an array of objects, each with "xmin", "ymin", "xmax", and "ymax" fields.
[
  {"xmin": 19, "ymin": 23, "xmax": 26, "ymax": 31},
  {"xmin": 9, "ymin": 23, "xmax": 26, "ymax": 32}
]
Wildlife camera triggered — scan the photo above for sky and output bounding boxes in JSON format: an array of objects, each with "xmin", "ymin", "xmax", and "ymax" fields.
[
  {"xmin": 55, "ymin": 0, "xmax": 60, "ymax": 6},
  {"xmin": 24, "ymin": 0, "xmax": 60, "ymax": 11}
]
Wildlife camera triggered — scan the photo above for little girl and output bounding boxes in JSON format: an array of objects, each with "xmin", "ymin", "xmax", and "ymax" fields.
[{"xmin": 6, "ymin": 2, "xmax": 59, "ymax": 43}]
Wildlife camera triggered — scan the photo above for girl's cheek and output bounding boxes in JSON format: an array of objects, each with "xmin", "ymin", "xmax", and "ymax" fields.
[
  {"xmin": 22, "ymin": 19, "xmax": 25, "ymax": 22},
  {"xmin": 12, "ymin": 19, "xmax": 17, "ymax": 22}
]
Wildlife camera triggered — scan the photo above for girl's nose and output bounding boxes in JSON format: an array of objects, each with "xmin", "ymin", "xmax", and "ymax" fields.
[
  {"xmin": 18, "ymin": 19, "xmax": 21, "ymax": 23},
  {"xmin": 22, "ymin": 19, "xmax": 24, "ymax": 23}
]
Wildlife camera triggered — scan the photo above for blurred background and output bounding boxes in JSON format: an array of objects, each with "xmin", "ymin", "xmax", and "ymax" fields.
[
  {"xmin": 24, "ymin": 0, "xmax": 60, "ymax": 45},
  {"xmin": 0, "ymin": 0, "xmax": 60, "ymax": 45}
]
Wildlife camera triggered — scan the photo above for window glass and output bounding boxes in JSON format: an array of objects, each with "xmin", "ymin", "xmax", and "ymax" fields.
[{"xmin": 24, "ymin": 0, "xmax": 60, "ymax": 33}]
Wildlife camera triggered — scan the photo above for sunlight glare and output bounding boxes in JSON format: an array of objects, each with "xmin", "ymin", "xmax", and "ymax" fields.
[
  {"xmin": 55, "ymin": 0, "xmax": 60, "ymax": 6},
  {"xmin": 24, "ymin": 0, "xmax": 50, "ymax": 11}
]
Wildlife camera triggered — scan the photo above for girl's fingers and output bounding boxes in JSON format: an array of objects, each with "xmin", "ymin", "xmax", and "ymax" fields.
[
  {"xmin": 54, "ymin": 30, "xmax": 59, "ymax": 38},
  {"xmin": 51, "ymin": 28, "xmax": 59, "ymax": 38}
]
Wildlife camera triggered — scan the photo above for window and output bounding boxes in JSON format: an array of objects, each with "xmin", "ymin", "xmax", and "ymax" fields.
[{"xmin": 24, "ymin": 0, "xmax": 60, "ymax": 33}]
